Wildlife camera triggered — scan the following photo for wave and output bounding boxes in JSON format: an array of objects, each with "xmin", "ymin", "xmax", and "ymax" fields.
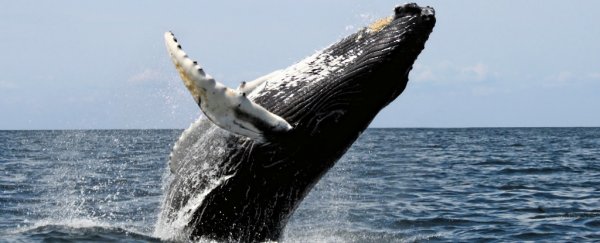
[
  {"xmin": 497, "ymin": 166, "xmax": 573, "ymax": 175},
  {"xmin": 283, "ymin": 228, "xmax": 449, "ymax": 243},
  {"xmin": 5, "ymin": 219, "xmax": 160, "ymax": 242},
  {"xmin": 529, "ymin": 210, "xmax": 600, "ymax": 220},
  {"xmin": 393, "ymin": 217, "xmax": 477, "ymax": 228}
]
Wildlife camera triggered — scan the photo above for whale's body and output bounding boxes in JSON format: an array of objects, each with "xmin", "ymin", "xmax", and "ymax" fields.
[{"xmin": 157, "ymin": 3, "xmax": 436, "ymax": 242}]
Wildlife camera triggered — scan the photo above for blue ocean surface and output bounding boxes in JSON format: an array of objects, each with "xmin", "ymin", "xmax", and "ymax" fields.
[{"xmin": 1, "ymin": 128, "xmax": 599, "ymax": 242}]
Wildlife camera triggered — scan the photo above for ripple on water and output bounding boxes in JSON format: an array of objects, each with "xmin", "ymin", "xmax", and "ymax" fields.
[{"xmin": 17, "ymin": 224, "xmax": 161, "ymax": 242}]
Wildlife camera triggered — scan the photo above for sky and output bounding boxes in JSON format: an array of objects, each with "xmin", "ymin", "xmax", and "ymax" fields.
[{"xmin": 1, "ymin": 1, "xmax": 599, "ymax": 129}]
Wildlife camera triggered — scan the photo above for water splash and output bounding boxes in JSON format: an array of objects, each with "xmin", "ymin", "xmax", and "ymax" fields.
[{"xmin": 153, "ymin": 117, "xmax": 234, "ymax": 241}]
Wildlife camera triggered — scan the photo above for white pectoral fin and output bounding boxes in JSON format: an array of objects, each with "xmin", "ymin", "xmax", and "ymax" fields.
[
  {"xmin": 164, "ymin": 31, "xmax": 215, "ymax": 105},
  {"xmin": 233, "ymin": 94, "xmax": 293, "ymax": 139},
  {"xmin": 165, "ymin": 31, "xmax": 292, "ymax": 142},
  {"xmin": 209, "ymin": 89, "xmax": 292, "ymax": 143}
]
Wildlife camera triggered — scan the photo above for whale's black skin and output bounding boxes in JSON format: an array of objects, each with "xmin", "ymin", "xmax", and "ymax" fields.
[{"xmin": 159, "ymin": 3, "xmax": 435, "ymax": 242}]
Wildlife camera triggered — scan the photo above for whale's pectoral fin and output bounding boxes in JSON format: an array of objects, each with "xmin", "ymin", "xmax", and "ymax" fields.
[
  {"xmin": 164, "ymin": 32, "xmax": 292, "ymax": 142},
  {"xmin": 232, "ymin": 93, "xmax": 293, "ymax": 141},
  {"xmin": 164, "ymin": 31, "xmax": 216, "ymax": 107}
]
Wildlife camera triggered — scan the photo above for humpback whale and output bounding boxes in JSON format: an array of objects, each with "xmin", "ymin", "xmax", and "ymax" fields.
[{"xmin": 157, "ymin": 3, "xmax": 436, "ymax": 242}]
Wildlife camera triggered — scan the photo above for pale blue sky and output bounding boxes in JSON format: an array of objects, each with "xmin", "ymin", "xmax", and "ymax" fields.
[{"xmin": 1, "ymin": 1, "xmax": 599, "ymax": 129}]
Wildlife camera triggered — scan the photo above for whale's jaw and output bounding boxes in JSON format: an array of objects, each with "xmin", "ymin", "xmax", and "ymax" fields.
[{"xmin": 160, "ymin": 3, "xmax": 435, "ymax": 242}]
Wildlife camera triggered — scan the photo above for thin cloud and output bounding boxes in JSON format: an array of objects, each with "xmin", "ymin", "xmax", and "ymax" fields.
[
  {"xmin": 587, "ymin": 72, "xmax": 600, "ymax": 80},
  {"xmin": 555, "ymin": 71, "xmax": 573, "ymax": 82},
  {"xmin": 0, "ymin": 80, "xmax": 17, "ymax": 90},
  {"xmin": 411, "ymin": 64, "xmax": 437, "ymax": 82},
  {"xmin": 544, "ymin": 71, "xmax": 600, "ymax": 87},
  {"xmin": 471, "ymin": 86, "xmax": 496, "ymax": 96},
  {"xmin": 411, "ymin": 62, "xmax": 494, "ymax": 83},
  {"xmin": 461, "ymin": 63, "xmax": 489, "ymax": 81},
  {"xmin": 127, "ymin": 68, "xmax": 167, "ymax": 84}
]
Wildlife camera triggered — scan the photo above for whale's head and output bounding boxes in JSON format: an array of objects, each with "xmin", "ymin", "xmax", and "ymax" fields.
[{"xmin": 251, "ymin": 3, "xmax": 436, "ymax": 156}]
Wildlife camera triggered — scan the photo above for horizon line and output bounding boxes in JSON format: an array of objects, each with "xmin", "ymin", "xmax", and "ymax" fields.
[{"xmin": 1, "ymin": 126, "xmax": 599, "ymax": 131}]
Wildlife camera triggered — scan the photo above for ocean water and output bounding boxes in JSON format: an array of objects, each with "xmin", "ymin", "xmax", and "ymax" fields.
[{"xmin": 1, "ymin": 128, "xmax": 599, "ymax": 242}]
